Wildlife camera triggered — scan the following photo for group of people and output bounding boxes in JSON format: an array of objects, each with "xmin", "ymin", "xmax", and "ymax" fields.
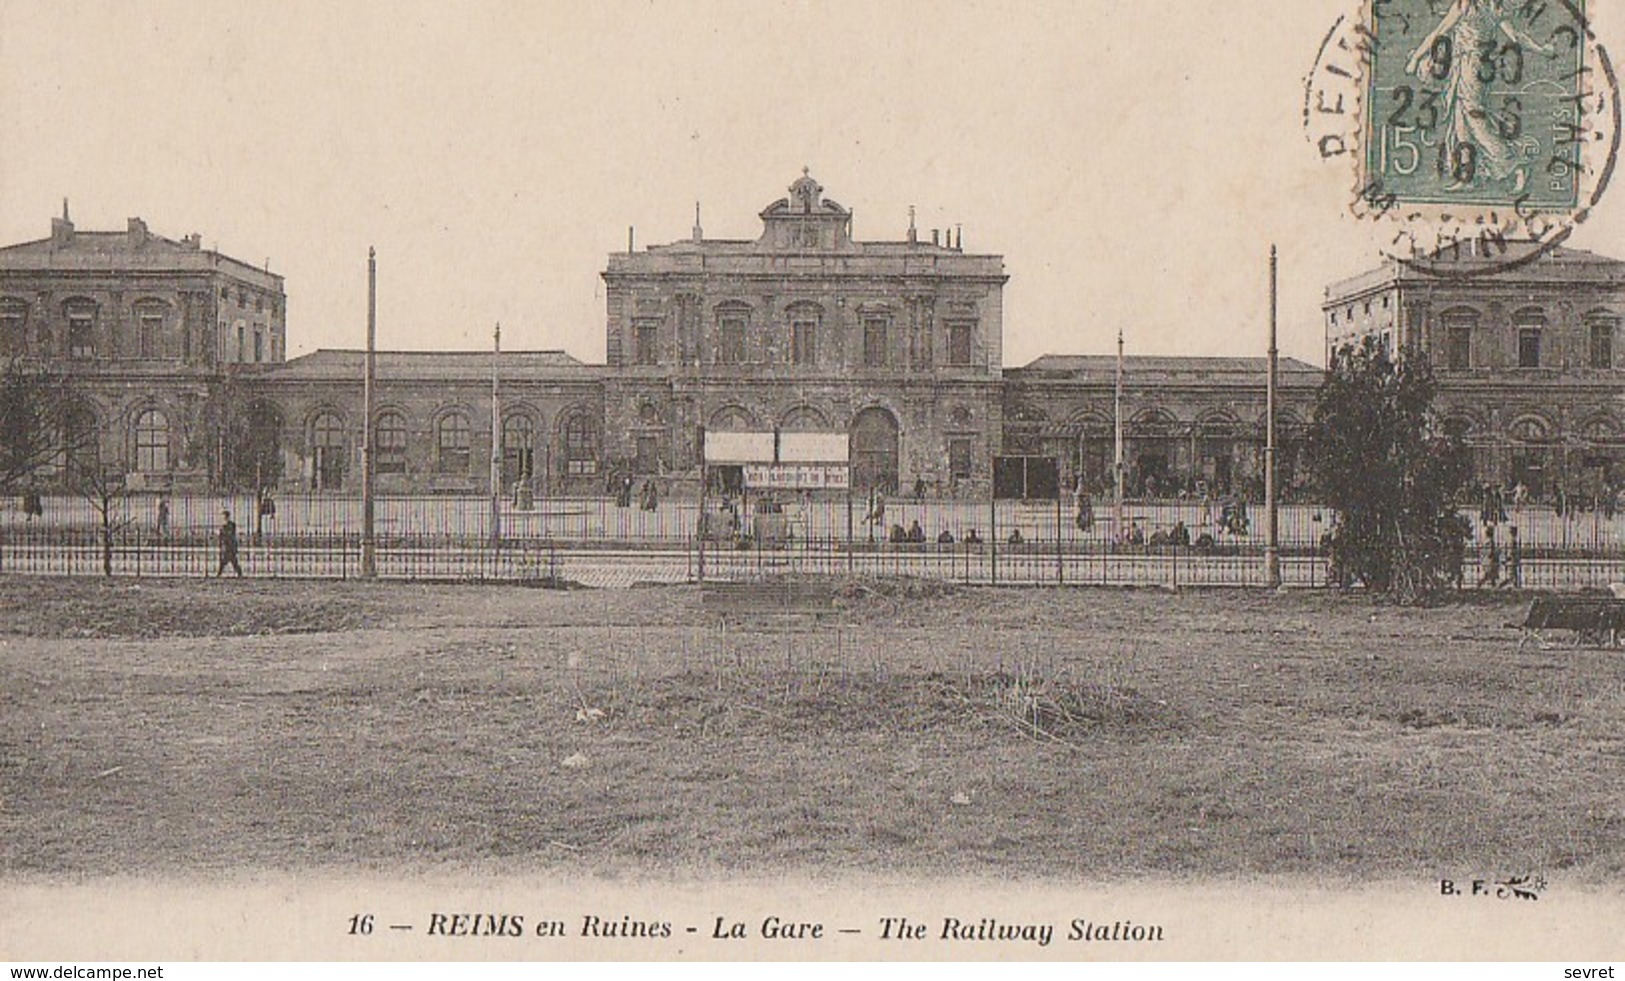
[
  {"xmin": 612, "ymin": 475, "xmax": 660, "ymax": 511},
  {"xmin": 1477, "ymin": 480, "xmax": 1625, "ymax": 522}
]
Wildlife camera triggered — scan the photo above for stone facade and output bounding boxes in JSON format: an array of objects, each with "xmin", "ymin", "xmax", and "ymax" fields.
[
  {"xmin": 1324, "ymin": 246, "xmax": 1625, "ymax": 499},
  {"xmin": 236, "ymin": 351, "xmax": 602, "ymax": 496},
  {"xmin": 0, "ymin": 206, "xmax": 286, "ymax": 490},
  {"xmin": 8, "ymin": 181, "xmax": 1625, "ymax": 503},
  {"xmin": 599, "ymin": 171, "xmax": 1007, "ymax": 497},
  {"xmin": 1002, "ymin": 355, "xmax": 1322, "ymax": 500}
]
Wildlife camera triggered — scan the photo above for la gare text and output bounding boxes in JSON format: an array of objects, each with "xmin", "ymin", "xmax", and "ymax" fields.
[{"xmin": 416, "ymin": 912, "xmax": 1164, "ymax": 945}]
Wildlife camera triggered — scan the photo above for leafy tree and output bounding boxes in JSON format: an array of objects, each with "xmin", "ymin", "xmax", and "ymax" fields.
[{"xmin": 1307, "ymin": 337, "xmax": 1473, "ymax": 603}]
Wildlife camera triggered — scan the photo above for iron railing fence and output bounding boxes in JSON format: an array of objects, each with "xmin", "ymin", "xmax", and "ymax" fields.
[{"xmin": 2, "ymin": 492, "xmax": 1623, "ymax": 590}]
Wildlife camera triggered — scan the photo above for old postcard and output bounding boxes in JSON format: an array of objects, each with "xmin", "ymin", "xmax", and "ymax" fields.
[{"xmin": 2, "ymin": 0, "xmax": 1623, "ymax": 965}]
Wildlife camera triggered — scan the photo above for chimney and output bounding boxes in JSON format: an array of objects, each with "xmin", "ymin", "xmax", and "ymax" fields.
[
  {"xmin": 907, "ymin": 205, "xmax": 917, "ymax": 245},
  {"xmin": 184, "ymin": 233, "xmax": 202, "ymax": 250},
  {"xmin": 50, "ymin": 199, "xmax": 74, "ymax": 247},
  {"xmin": 932, "ymin": 229, "xmax": 940, "ymax": 246},
  {"xmin": 628, "ymin": 225, "xmax": 635, "ymax": 255},
  {"xmin": 692, "ymin": 202, "xmax": 703, "ymax": 243},
  {"xmin": 127, "ymin": 217, "xmax": 148, "ymax": 247},
  {"xmin": 955, "ymin": 224, "xmax": 963, "ymax": 250}
]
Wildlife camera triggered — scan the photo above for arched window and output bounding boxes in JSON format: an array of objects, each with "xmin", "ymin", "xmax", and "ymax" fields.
[
  {"xmin": 375, "ymin": 412, "xmax": 408, "ymax": 475},
  {"xmin": 311, "ymin": 411, "xmax": 346, "ymax": 490},
  {"xmin": 780, "ymin": 405, "xmax": 830, "ymax": 432},
  {"xmin": 708, "ymin": 405, "xmax": 757, "ymax": 431},
  {"xmin": 503, "ymin": 413, "xmax": 536, "ymax": 483},
  {"xmin": 436, "ymin": 411, "xmax": 471, "ymax": 473},
  {"xmin": 563, "ymin": 414, "xmax": 598, "ymax": 476},
  {"xmin": 850, "ymin": 406, "xmax": 900, "ymax": 493},
  {"xmin": 133, "ymin": 409, "xmax": 169, "ymax": 472}
]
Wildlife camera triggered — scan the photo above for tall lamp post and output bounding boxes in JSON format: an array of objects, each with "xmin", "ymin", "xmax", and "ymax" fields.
[
  {"xmin": 1265, "ymin": 246, "xmax": 1282, "ymax": 589},
  {"xmin": 361, "ymin": 247, "xmax": 377, "ymax": 579},
  {"xmin": 1114, "ymin": 328, "xmax": 1126, "ymax": 543},
  {"xmin": 490, "ymin": 321, "xmax": 502, "ymax": 546}
]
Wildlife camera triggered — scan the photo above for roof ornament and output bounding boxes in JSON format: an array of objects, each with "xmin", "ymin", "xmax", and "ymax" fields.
[{"xmin": 790, "ymin": 167, "xmax": 823, "ymax": 213}]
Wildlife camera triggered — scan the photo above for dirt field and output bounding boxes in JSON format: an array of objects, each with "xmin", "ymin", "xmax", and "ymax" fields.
[{"xmin": 3, "ymin": 577, "xmax": 1623, "ymax": 883}]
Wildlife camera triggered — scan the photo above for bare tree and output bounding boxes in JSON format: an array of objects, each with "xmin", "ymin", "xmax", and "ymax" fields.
[
  {"xmin": 71, "ymin": 465, "xmax": 132, "ymax": 577},
  {"xmin": 0, "ymin": 358, "xmax": 74, "ymax": 494}
]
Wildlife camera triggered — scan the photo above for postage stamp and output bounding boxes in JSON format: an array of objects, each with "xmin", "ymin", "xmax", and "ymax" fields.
[
  {"xmin": 1306, "ymin": 0, "xmax": 1621, "ymax": 273},
  {"xmin": 1364, "ymin": 0, "xmax": 1586, "ymax": 209}
]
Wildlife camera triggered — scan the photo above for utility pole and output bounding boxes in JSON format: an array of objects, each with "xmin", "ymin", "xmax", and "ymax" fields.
[
  {"xmin": 1114, "ymin": 328, "xmax": 1126, "ymax": 544},
  {"xmin": 491, "ymin": 321, "xmax": 502, "ymax": 546},
  {"xmin": 361, "ymin": 247, "xmax": 377, "ymax": 579},
  {"xmin": 1266, "ymin": 246, "xmax": 1282, "ymax": 589}
]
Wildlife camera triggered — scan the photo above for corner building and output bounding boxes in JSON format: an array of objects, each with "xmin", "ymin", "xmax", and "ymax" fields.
[
  {"xmin": 0, "ymin": 206, "xmax": 286, "ymax": 491},
  {"xmin": 600, "ymin": 171, "xmax": 1007, "ymax": 496},
  {"xmin": 1325, "ymin": 246, "xmax": 1625, "ymax": 499}
]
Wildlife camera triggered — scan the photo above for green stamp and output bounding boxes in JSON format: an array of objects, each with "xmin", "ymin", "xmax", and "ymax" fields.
[
  {"xmin": 1307, "ymin": 0, "xmax": 1619, "ymax": 271},
  {"xmin": 1364, "ymin": 0, "xmax": 1586, "ymax": 210}
]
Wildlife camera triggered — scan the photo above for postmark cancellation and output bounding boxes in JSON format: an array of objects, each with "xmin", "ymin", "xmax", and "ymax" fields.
[{"xmin": 1307, "ymin": 0, "xmax": 1621, "ymax": 270}]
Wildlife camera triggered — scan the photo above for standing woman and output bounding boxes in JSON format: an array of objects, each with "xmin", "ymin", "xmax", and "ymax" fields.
[{"xmin": 1405, "ymin": 0, "xmax": 1554, "ymax": 192}]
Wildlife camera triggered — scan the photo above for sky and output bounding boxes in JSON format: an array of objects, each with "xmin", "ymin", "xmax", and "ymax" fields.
[{"xmin": 2, "ymin": 0, "xmax": 1622, "ymax": 368}]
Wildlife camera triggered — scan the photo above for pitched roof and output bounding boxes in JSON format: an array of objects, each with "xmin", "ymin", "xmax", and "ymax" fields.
[
  {"xmin": 266, "ymin": 349, "xmax": 593, "ymax": 382},
  {"xmin": 0, "ymin": 219, "xmax": 280, "ymax": 285},
  {"xmin": 1014, "ymin": 354, "xmax": 1321, "ymax": 379},
  {"xmin": 1326, "ymin": 244, "xmax": 1625, "ymax": 300}
]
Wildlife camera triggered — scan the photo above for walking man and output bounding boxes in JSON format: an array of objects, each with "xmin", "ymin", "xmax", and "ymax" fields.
[{"xmin": 217, "ymin": 509, "xmax": 242, "ymax": 578}]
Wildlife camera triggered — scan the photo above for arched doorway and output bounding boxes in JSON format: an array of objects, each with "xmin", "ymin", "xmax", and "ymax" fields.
[
  {"xmin": 850, "ymin": 407, "xmax": 899, "ymax": 493},
  {"xmin": 239, "ymin": 401, "xmax": 284, "ymax": 491}
]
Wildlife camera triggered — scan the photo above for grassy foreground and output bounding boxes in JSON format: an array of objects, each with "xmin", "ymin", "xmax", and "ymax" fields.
[{"xmin": 2, "ymin": 577, "xmax": 1623, "ymax": 882}]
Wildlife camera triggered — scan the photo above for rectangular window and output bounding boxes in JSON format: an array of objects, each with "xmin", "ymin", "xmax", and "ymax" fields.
[
  {"xmin": 1591, "ymin": 322, "xmax": 1615, "ymax": 369},
  {"xmin": 719, "ymin": 317, "xmax": 746, "ymax": 365},
  {"xmin": 634, "ymin": 321, "xmax": 659, "ymax": 366},
  {"xmin": 137, "ymin": 315, "xmax": 161, "ymax": 359},
  {"xmin": 792, "ymin": 320, "xmax": 817, "ymax": 366},
  {"xmin": 253, "ymin": 330, "xmax": 264, "ymax": 363},
  {"xmin": 237, "ymin": 325, "xmax": 246, "ymax": 363},
  {"xmin": 1446, "ymin": 325, "xmax": 1472, "ymax": 370},
  {"xmin": 948, "ymin": 322, "xmax": 974, "ymax": 366},
  {"xmin": 68, "ymin": 314, "xmax": 94, "ymax": 359},
  {"xmin": 863, "ymin": 319, "xmax": 888, "ymax": 368},
  {"xmin": 949, "ymin": 438, "xmax": 973, "ymax": 480},
  {"xmin": 1518, "ymin": 328, "xmax": 1542, "ymax": 368}
]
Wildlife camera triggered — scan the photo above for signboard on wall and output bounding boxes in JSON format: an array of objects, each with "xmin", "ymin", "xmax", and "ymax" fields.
[
  {"xmin": 778, "ymin": 432, "xmax": 849, "ymax": 463},
  {"xmin": 703, "ymin": 431, "xmax": 775, "ymax": 465},
  {"xmin": 704, "ymin": 430, "xmax": 850, "ymax": 466},
  {"xmin": 743, "ymin": 464, "xmax": 851, "ymax": 490}
]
